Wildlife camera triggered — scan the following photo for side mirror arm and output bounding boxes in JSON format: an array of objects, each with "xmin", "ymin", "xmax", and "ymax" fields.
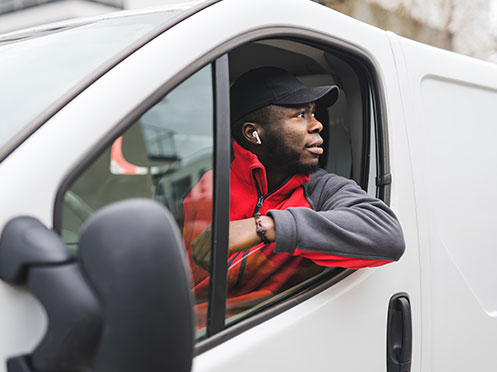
[
  {"xmin": 0, "ymin": 217, "xmax": 101, "ymax": 372},
  {"xmin": 0, "ymin": 199, "xmax": 194, "ymax": 372}
]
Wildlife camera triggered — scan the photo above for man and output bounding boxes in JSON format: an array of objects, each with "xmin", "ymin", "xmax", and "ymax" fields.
[{"xmin": 183, "ymin": 67, "xmax": 404, "ymax": 319}]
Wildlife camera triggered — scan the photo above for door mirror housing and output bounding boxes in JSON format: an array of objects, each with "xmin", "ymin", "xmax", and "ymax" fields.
[{"xmin": 0, "ymin": 199, "xmax": 194, "ymax": 372}]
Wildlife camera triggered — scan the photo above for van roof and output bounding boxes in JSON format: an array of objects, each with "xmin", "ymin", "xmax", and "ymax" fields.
[{"xmin": 0, "ymin": 0, "xmax": 204, "ymax": 42}]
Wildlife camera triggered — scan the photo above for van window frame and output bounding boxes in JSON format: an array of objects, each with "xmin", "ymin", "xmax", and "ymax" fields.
[
  {"xmin": 52, "ymin": 26, "xmax": 390, "ymax": 355},
  {"xmin": 195, "ymin": 29, "xmax": 391, "ymax": 353},
  {"xmin": 206, "ymin": 55, "xmax": 231, "ymax": 336}
]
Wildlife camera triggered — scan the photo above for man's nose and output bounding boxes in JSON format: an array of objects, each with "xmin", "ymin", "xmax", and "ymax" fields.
[{"xmin": 308, "ymin": 116, "xmax": 323, "ymax": 133}]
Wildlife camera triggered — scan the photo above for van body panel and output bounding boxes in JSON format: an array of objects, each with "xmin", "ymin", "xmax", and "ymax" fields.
[{"xmin": 390, "ymin": 33, "xmax": 497, "ymax": 371}]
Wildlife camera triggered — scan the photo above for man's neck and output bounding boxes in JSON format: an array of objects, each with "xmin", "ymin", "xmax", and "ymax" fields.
[{"xmin": 265, "ymin": 166, "xmax": 294, "ymax": 193}]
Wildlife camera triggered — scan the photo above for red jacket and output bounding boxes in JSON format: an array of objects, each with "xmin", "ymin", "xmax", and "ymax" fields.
[{"xmin": 183, "ymin": 141, "xmax": 404, "ymax": 323}]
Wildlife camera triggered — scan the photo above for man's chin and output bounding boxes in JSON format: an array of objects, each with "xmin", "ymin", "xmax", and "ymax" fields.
[{"xmin": 293, "ymin": 163, "xmax": 319, "ymax": 175}]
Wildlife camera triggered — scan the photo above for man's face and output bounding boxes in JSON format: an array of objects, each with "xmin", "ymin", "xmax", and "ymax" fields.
[{"xmin": 261, "ymin": 103, "xmax": 324, "ymax": 174}]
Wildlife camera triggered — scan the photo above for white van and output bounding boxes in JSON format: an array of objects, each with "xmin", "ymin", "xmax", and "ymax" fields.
[{"xmin": 0, "ymin": 0, "xmax": 496, "ymax": 371}]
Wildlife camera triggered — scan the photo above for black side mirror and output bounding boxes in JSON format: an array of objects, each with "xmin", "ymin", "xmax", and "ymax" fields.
[{"xmin": 0, "ymin": 199, "xmax": 194, "ymax": 372}]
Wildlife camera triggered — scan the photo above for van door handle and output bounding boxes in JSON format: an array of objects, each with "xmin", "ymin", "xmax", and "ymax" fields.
[{"xmin": 387, "ymin": 293, "xmax": 412, "ymax": 372}]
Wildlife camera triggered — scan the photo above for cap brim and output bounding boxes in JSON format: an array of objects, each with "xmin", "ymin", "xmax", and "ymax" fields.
[{"xmin": 273, "ymin": 85, "xmax": 340, "ymax": 108}]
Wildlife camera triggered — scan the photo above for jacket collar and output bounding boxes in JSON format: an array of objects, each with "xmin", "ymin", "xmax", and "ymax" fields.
[{"xmin": 231, "ymin": 141, "xmax": 309, "ymax": 197}]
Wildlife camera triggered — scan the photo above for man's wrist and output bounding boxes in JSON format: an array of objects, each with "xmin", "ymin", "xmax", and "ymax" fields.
[
  {"xmin": 255, "ymin": 215, "xmax": 275, "ymax": 243},
  {"xmin": 254, "ymin": 213, "xmax": 269, "ymax": 243}
]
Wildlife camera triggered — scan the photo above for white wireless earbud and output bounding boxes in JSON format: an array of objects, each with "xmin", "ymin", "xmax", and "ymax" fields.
[{"xmin": 252, "ymin": 131, "xmax": 262, "ymax": 145}]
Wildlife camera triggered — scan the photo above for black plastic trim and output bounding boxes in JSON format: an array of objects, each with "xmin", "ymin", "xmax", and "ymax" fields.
[
  {"xmin": 359, "ymin": 71, "xmax": 372, "ymax": 190},
  {"xmin": 79, "ymin": 199, "xmax": 194, "ymax": 372},
  {"xmin": 0, "ymin": 0, "xmax": 222, "ymax": 164},
  {"xmin": 376, "ymin": 173, "xmax": 392, "ymax": 186},
  {"xmin": 52, "ymin": 25, "xmax": 391, "ymax": 355},
  {"xmin": 0, "ymin": 217, "xmax": 101, "ymax": 372},
  {"xmin": 372, "ymin": 75, "xmax": 391, "ymax": 204},
  {"xmin": 387, "ymin": 292, "xmax": 412, "ymax": 372},
  {"xmin": 0, "ymin": 217, "xmax": 73, "ymax": 283},
  {"xmin": 206, "ymin": 55, "xmax": 231, "ymax": 336}
]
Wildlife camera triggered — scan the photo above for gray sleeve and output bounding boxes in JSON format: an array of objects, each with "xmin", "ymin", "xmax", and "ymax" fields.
[{"xmin": 267, "ymin": 172, "xmax": 405, "ymax": 262}]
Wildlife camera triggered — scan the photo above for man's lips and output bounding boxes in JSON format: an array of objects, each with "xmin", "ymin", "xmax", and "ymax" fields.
[
  {"xmin": 306, "ymin": 141, "xmax": 324, "ymax": 155},
  {"xmin": 306, "ymin": 146, "xmax": 324, "ymax": 155}
]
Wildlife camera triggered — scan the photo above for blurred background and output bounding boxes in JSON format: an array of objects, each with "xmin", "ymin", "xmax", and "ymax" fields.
[
  {"xmin": 1, "ymin": 0, "xmax": 496, "ymax": 62},
  {"xmin": 315, "ymin": 0, "xmax": 497, "ymax": 62}
]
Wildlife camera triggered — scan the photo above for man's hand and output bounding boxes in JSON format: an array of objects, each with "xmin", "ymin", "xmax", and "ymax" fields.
[
  {"xmin": 192, "ymin": 216, "xmax": 275, "ymax": 271},
  {"xmin": 191, "ymin": 225, "xmax": 212, "ymax": 271}
]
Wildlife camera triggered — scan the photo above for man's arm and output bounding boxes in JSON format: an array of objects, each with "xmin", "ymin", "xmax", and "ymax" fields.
[
  {"xmin": 192, "ymin": 217, "xmax": 276, "ymax": 271},
  {"xmin": 267, "ymin": 170, "xmax": 405, "ymax": 268}
]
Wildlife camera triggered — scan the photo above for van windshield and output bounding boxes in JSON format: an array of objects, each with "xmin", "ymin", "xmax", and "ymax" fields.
[{"xmin": 0, "ymin": 11, "xmax": 179, "ymax": 155}]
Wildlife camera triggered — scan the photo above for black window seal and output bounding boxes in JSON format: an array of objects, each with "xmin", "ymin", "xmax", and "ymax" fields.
[
  {"xmin": 52, "ymin": 25, "xmax": 390, "ymax": 356},
  {"xmin": 372, "ymin": 77, "xmax": 391, "ymax": 204},
  {"xmin": 206, "ymin": 54, "xmax": 231, "ymax": 337},
  {"xmin": 0, "ymin": 0, "xmax": 222, "ymax": 164},
  {"xmin": 360, "ymin": 69, "xmax": 372, "ymax": 190}
]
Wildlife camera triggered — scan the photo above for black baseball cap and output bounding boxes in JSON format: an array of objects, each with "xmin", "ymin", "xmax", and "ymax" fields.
[{"xmin": 230, "ymin": 66, "xmax": 340, "ymax": 124}]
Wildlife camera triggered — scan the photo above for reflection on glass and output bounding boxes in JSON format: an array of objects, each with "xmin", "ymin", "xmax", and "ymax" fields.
[
  {"xmin": 61, "ymin": 66, "xmax": 214, "ymax": 339},
  {"xmin": 0, "ymin": 12, "xmax": 176, "ymax": 152}
]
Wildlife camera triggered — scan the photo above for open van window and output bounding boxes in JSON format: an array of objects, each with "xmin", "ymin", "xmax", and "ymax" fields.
[
  {"xmin": 56, "ymin": 34, "xmax": 390, "ymax": 348},
  {"xmin": 207, "ymin": 37, "xmax": 384, "ymax": 331},
  {"xmin": 228, "ymin": 39, "xmax": 372, "ymax": 186}
]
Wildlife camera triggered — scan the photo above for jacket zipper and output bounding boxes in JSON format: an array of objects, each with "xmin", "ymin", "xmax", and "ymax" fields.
[
  {"xmin": 235, "ymin": 183, "xmax": 267, "ymax": 288},
  {"xmin": 252, "ymin": 179, "xmax": 279, "ymax": 216},
  {"xmin": 235, "ymin": 174, "xmax": 292, "ymax": 288},
  {"xmin": 253, "ymin": 180, "xmax": 265, "ymax": 216},
  {"xmin": 253, "ymin": 195, "xmax": 265, "ymax": 216}
]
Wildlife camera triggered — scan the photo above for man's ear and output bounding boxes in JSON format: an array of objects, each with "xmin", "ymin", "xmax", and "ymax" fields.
[{"xmin": 241, "ymin": 122, "xmax": 263, "ymax": 145}]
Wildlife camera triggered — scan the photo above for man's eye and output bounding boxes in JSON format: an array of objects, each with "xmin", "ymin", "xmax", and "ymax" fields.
[
  {"xmin": 296, "ymin": 112, "xmax": 305, "ymax": 118},
  {"xmin": 311, "ymin": 112, "xmax": 316, "ymax": 118}
]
